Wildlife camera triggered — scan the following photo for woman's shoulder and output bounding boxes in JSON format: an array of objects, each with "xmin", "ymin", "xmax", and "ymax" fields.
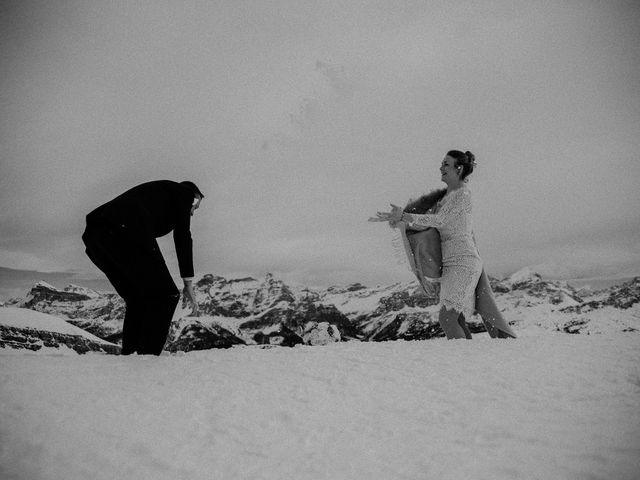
[
  {"xmin": 445, "ymin": 186, "xmax": 472, "ymax": 199},
  {"xmin": 442, "ymin": 186, "xmax": 472, "ymax": 209}
]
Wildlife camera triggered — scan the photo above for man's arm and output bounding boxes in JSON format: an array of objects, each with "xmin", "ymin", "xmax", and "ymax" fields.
[{"xmin": 173, "ymin": 200, "xmax": 197, "ymax": 314}]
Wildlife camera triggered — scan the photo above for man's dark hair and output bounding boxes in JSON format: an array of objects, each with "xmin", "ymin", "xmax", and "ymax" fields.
[{"xmin": 180, "ymin": 181, "xmax": 204, "ymax": 198}]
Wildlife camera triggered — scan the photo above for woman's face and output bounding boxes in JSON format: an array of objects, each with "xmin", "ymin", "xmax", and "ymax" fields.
[{"xmin": 440, "ymin": 155, "xmax": 460, "ymax": 183}]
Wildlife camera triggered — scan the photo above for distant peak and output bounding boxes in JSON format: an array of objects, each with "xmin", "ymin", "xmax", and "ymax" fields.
[
  {"xmin": 32, "ymin": 281, "xmax": 58, "ymax": 291},
  {"xmin": 505, "ymin": 267, "xmax": 542, "ymax": 285},
  {"xmin": 64, "ymin": 284, "xmax": 100, "ymax": 298}
]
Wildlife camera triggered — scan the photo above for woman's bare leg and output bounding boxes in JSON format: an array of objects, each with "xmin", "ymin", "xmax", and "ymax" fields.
[
  {"xmin": 457, "ymin": 314, "xmax": 472, "ymax": 339},
  {"xmin": 439, "ymin": 307, "xmax": 471, "ymax": 339}
]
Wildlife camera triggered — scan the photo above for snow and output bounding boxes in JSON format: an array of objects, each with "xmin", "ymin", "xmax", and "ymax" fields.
[
  {"xmin": 1, "ymin": 334, "xmax": 639, "ymax": 480},
  {"xmin": 31, "ymin": 281, "xmax": 57, "ymax": 290},
  {"xmin": 322, "ymin": 284, "xmax": 403, "ymax": 316},
  {"xmin": 503, "ymin": 303, "xmax": 640, "ymax": 337},
  {"xmin": 201, "ymin": 314, "xmax": 244, "ymax": 337},
  {"xmin": 0, "ymin": 307, "xmax": 108, "ymax": 344}
]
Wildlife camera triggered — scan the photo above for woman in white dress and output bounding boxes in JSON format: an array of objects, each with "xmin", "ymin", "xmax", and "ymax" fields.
[{"xmin": 374, "ymin": 150, "xmax": 484, "ymax": 339}]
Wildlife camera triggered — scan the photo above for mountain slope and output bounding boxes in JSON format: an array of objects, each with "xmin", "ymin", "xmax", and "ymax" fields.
[
  {"xmin": 0, "ymin": 307, "xmax": 119, "ymax": 354},
  {"xmin": 2, "ymin": 269, "xmax": 638, "ymax": 353}
]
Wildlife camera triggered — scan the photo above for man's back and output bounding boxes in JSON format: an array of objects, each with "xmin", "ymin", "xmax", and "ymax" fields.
[
  {"xmin": 86, "ymin": 180, "xmax": 197, "ymax": 278},
  {"xmin": 88, "ymin": 180, "xmax": 192, "ymax": 237}
]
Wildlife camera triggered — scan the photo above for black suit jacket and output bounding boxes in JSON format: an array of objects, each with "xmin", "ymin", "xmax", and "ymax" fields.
[{"xmin": 86, "ymin": 180, "xmax": 196, "ymax": 278}]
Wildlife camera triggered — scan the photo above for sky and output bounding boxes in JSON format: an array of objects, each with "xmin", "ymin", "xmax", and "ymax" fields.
[{"xmin": 1, "ymin": 0, "xmax": 639, "ymax": 288}]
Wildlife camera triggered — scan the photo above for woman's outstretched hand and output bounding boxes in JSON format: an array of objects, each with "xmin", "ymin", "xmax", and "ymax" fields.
[{"xmin": 369, "ymin": 204, "xmax": 403, "ymax": 223}]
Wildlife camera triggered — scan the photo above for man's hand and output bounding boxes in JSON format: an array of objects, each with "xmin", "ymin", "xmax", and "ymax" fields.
[{"xmin": 182, "ymin": 281, "xmax": 199, "ymax": 316}]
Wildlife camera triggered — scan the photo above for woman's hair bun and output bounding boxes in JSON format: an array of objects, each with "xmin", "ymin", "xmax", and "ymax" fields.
[{"xmin": 464, "ymin": 151, "xmax": 477, "ymax": 167}]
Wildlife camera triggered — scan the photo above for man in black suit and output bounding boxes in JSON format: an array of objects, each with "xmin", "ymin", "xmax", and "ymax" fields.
[{"xmin": 82, "ymin": 180, "xmax": 204, "ymax": 355}]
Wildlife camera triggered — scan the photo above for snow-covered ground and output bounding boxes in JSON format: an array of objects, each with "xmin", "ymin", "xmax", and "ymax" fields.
[{"xmin": 1, "ymin": 333, "xmax": 639, "ymax": 480}]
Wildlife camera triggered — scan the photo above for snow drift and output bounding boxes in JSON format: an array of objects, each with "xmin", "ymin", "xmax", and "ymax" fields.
[{"xmin": 1, "ymin": 334, "xmax": 639, "ymax": 480}]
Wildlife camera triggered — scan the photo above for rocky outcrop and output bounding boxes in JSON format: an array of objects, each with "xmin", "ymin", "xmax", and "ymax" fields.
[
  {"xmin": 0, "ymin": 325, "xmax": 120, "ymax": 354},
  {"xmin": 303, "ymin": 322, "xmax": 341, "ymax": 345},
  {"xmin": 253, "ymin": 324, "xmax": 304, "ymax": 347},
  {"xmin": 362, "ymin": 312, "xmax": 442, "ymax": 342},
  {"xmin": 166, "ymin": 319, "xmax": 245, "ymax": 352},
  {"xmin": 196, "ymin": 273, "xmax": 296, "ymax": 317},
  {"xmin": 347, "ymin": 284, "xmax": 442, "ymax": 341}
]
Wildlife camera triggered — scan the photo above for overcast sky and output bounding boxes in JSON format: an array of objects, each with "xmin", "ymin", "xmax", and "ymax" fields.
[{"xmin": 1, "ymin": 0, "xmax": 639, "ymax": 287}]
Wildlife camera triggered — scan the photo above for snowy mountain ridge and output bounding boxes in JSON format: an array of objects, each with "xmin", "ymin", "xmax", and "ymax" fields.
[
  {"xmin": 0, "ymin": 307, "xmax": 119, "ymax": 354},
  {"xmin": 2, "ymin": 267, "xmax": 639, "ymax": 354}
]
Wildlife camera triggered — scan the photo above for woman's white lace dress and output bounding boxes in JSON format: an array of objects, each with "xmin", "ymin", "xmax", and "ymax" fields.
[{"xmin": 405, "ymin": 186, "xmax": 482, "ymax": 319}]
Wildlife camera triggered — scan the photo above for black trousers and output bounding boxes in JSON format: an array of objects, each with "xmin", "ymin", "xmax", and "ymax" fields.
[{"xmin": 82, "ymin": 220, "xmax": 180, "ymax": 355}]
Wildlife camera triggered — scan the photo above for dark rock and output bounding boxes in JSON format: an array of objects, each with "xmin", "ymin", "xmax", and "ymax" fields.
[
  {"xmin": 327, "ymin": 283, "xmax": 367, "ymax": 294},
  {"xmin": 253, "ymin": 324, "xmax": 303, "ymax": 347},
  {"xmin": 562, "ymin": 318, "xmax": 589, "ymax": 334}
]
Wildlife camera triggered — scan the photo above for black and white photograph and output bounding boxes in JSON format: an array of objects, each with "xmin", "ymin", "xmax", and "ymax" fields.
[{"xmin": 1, "ymin": 1, "xmax": 639, "ymax": 479}]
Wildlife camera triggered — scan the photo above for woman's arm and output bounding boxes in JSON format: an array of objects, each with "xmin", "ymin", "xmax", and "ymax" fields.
[
  {"xmin": 402, "ymin": 189, "xmax": 471, "ymax": 229},
  {"xmin": 401, "ymin": 211, "xmax": 443, "ymax": 229}
]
